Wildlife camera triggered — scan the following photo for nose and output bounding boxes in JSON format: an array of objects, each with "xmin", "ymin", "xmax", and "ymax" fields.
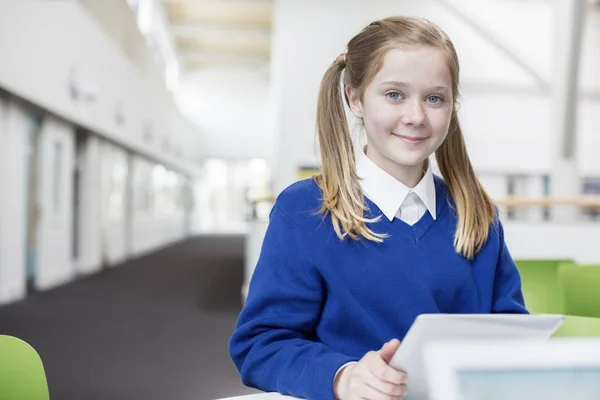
[{"xmin": 400, "ymin": 99, "xmax": 426, "ymax": 127}]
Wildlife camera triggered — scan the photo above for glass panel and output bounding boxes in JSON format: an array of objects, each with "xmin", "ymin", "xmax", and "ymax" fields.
[{"xmin": 195, "ymin": 158, "xmax": 272, "ymax": 232}]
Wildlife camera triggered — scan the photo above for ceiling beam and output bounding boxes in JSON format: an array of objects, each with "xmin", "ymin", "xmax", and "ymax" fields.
[
  {"xmin": 176, "ymin": 36, "xmax": 270, "ymax": 57},
  {"xmin": 170, "ymin": 24, "xmax": 271, "ymax": 38},
  {"xmin": 164, "ymin": 0, "xmax": 273, "ymax": 30},
  {"xmin": 182, "ymin": 52, "xmax": 269, "ymax": 69}
]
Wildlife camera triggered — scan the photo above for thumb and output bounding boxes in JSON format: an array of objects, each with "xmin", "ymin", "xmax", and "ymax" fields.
[{"xmin": 378, "ymin": 339, "xmax": 401, "ymax": 364}]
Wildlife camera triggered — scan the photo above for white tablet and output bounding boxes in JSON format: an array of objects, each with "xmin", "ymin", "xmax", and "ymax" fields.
[
  {"xmin": 424, "ymin": 338, "xmax": 600, "ymax": 400},
  {"xmin": 387, "ymin": 313, "xmax": 564, "ymax": 400}
]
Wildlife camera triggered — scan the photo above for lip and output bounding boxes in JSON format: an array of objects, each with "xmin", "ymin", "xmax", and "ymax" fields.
[{"xmin": 393, "ymin": 133, "xmax": 429, "ymax": 144}]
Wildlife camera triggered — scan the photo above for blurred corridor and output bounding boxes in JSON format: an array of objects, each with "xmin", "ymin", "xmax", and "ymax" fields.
[{"xmin": 0, "ymin": 235, "xmax": 258, "ymax": 400}]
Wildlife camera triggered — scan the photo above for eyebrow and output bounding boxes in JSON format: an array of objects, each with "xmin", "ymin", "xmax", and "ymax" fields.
[{"xmin": 379, "ymin": 81, "xmax": 450, "ymax": 93}]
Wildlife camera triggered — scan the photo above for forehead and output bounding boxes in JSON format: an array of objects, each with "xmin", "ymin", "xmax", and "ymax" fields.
[{"xmin": 371, "ymin": 46, "xmax": 452, "ymax": 88}]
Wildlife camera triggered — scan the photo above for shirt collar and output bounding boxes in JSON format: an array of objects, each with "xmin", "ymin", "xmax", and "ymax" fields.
[{"xmin": 356, "ymin": 147, "xmax": 437, "ymax": 222}]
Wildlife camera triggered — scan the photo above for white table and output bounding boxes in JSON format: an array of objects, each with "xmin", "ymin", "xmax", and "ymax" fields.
[{"xmin": 216, "ymin": 393, "xmax": 300, "ymax": 400}]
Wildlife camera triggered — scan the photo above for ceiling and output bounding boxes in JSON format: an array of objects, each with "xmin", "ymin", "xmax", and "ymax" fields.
[{"xmin": 162, "ymin": 0, "xmax": 273, "ymax": 71}]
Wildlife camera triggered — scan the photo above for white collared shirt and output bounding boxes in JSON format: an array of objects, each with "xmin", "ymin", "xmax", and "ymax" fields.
[{"xmin": 355, "ymin": 147, "xmax": 437, "ymax": 225}]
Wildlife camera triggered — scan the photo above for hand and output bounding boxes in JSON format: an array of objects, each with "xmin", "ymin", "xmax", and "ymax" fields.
[{"xmin": 334, "ymin": 339, "xmax": 407, "ymax": 400}]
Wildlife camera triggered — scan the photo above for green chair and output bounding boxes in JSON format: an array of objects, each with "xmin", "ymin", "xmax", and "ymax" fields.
[
  {"xmin": 559, "ymin": 263, "xmax": 600, "ymax": 318},
  {"xmin": 552, "ymin": 315, "xmax": 600, "ymax": 337},
  {"xmin": 0, "ymin": 335, "xmax": 49, "ymax": 400},
  {"xmin": 515, "ymin": 259, "xmax": 572, "ymax": 315}
]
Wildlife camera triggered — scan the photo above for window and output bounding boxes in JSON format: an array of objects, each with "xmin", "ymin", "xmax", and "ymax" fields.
[{"xmin": 195, "ymin": 158, "xmax": 272, "ymax": 232}]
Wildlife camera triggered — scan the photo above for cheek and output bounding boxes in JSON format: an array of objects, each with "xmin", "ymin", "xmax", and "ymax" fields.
[
  {"xmin": 363, "ymin": 105, "xmax": 398, "ymax": 134},
  {"xmin": 428, "ymin": 109, "xmax": 452, "ymax": 137}
]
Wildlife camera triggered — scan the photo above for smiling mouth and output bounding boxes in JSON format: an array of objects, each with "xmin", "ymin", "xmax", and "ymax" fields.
[{"xmin": 392, "ymin": 133, "xmax": 429, "ymax": 144}]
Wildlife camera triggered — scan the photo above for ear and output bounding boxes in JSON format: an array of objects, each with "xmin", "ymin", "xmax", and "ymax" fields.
[{"xmin": 345, "ymin": 85, "xmax": 363, "ymax": 119}]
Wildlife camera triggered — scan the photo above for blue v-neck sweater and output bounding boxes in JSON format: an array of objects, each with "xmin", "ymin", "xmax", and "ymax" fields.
[{"xmin": 229, "ymin": 176, "xmax": 527, "ymax": 400}]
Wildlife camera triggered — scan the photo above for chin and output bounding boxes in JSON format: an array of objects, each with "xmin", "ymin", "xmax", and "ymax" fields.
[{"xmin": 388, "ymin": 153, "xmax": 428, "ymax": 168}]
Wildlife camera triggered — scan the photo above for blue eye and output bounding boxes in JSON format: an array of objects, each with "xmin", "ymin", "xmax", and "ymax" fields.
[
  {"xmin": 387, "ymin": 92, "xmax": 403, "ymax": 101},
  {"xmin": 427, "ymin": 95, "xmax": 443, "ymax": 104}
]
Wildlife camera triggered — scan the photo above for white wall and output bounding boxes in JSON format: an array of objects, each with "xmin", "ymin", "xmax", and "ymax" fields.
[
  {"xmin": 129, "ymin": 157, "xmax": 187, "ymax": 257},
  {"xmin": 0, "ymin": 0, "xmax": 200, "ymax": 175},
  {"xmin": 504, "ymin": 222, "xmax": 600, "ymax": 265},
  {"xmin": 130, "ymin": 157, "xmax": 157, "ymax": 256},
  {"xmin": 175, "ymin": 68, "xmax": 272, "ymax": 162},
  {"xmin": 99, "ymin": 142, "xmax": 130, "ymax": 266},
  {"xmin": 35, "ymin": 115, "xmax": 76, "ymax": 291},
  {"xmin": 0, "ymin": 99, "xmax": 93, "ymax": 300},
  {"xmin": 0, "ymin": 97, "xmax": 29, "ymax": 303},
  {"xmin": 0, "ymin": 98, "xmax": 80, "ymax": 301},
  {"xmin": 77, "ymin": 135, "xmax": 103, "ymax": 276},
  {"xmin": 270, "ymin": 0, "xmax": 600, "ymax": 192},
  {"xmin": 0, "ymin": 94, "xmax": 192, "ymax": 304},
  {"xmin": 0, "ymin": 1, "xmax": 203, "ymax": 303}
]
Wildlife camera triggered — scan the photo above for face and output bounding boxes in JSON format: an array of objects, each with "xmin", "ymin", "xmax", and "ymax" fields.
[{"xmin": 347, "ymin": 46, "xmax": 453, "ymax": 182}]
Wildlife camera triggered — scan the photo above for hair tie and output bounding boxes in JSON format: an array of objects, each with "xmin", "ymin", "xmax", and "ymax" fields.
[{"xmin": 334, "ymin": 52, "xmax": 347, "ymax": 68}]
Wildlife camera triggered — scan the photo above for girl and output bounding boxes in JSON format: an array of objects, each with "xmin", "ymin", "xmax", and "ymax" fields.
[{"xmin": 229, "ymin": 16, "xmax": 527, "ymax": 400}]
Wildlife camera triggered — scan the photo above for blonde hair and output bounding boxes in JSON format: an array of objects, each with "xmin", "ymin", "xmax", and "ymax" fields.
[{"xmin": 315, "ymin": 16, "xmax": 495, "ymax": 259}]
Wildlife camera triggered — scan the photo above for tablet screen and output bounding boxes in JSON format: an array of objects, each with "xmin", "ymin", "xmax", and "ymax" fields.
[{"xmin": 457, "ymin": 368, "xmax": 600, "ymax": 400}]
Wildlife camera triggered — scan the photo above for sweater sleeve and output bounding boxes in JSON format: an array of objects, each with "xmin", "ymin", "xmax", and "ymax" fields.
[
  {"xmin": 491, "ymin": 217, "xmax": 529, "ymax": 314},
  {"xmin": 229, "ymin": 202, "xmax": 356, "ymax": 400}
]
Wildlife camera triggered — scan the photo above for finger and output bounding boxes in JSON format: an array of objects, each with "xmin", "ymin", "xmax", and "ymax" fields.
[
  {"xmin": 378, "ymin": 339, "xmax": 401, "ymax": 363},
  {"xmin": 355, "ymin": 363, "xmax": 406, "ymax": 395},
  {"xmin": 381, "ymin": 367, "xmax": 407, "ymax": 386},
  {"xmin": 359, "ymin": 382, "xmax": 405, "ymax": 400},
  {"xmin": 363, "ymin": 369, "xmax": 406, "ymax": 397},
  {"xmin": 368, "ymin": 354, "xmax": 407, "ymax": 385}
]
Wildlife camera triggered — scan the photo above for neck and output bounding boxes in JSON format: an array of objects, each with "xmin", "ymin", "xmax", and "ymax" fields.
[
  {"xmin": 390, "ymin": 163, "xmax": 426, "ymax": 188},
  {"xmin": 366, "ymin": 147, "xmax": 426, "ymax": 188}
]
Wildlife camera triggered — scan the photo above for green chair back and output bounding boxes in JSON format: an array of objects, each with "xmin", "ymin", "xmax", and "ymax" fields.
[
  {"xmin": 552, "ymin": 315, "xmax": 600, "ymax": 337},
  {"xmin": 559, "ymin": 263, "xmax": 600, "ymax": 318},
  {"xmin": 515, "ymin": 259, "xmax": 571, "ymax": 314},
  {"xmin": 0, "ymin": 335, "xmax": 49, "ymax": 400}
]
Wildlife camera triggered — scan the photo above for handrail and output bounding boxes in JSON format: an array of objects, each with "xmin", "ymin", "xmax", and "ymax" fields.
[{"xmin": 494, "ymin": 197, "xmax": 600, "ymax": 208}]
